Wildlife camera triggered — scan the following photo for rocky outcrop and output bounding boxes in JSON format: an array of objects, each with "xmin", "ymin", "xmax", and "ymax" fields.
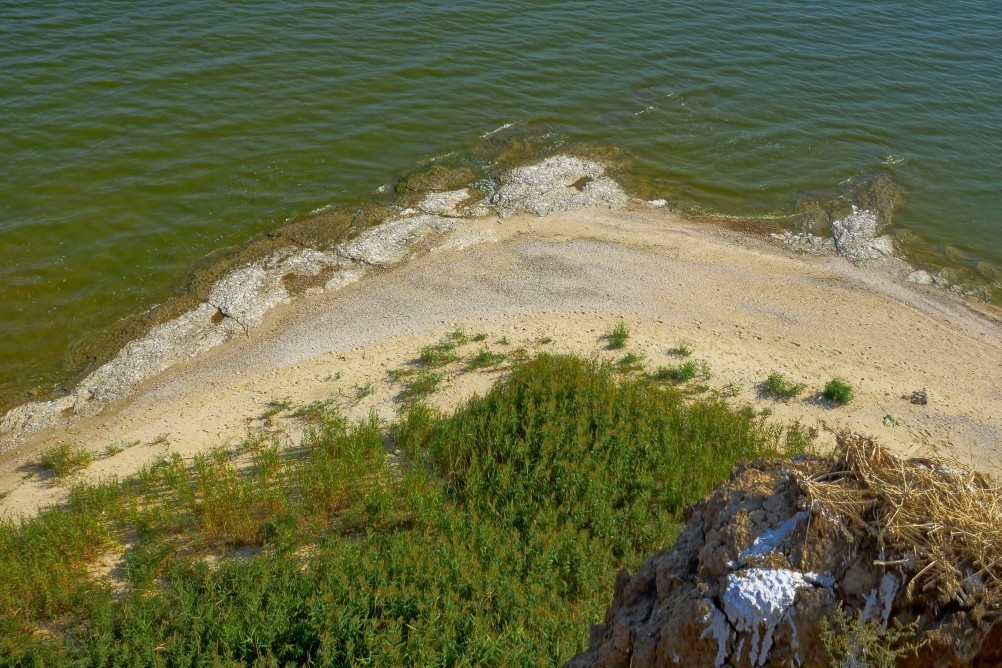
[{"xmin": 570, "ymin": 438, "xmax": 1002, "ymax": 667}]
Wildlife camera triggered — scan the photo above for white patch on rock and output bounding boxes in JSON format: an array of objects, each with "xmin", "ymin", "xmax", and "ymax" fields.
[
  {"xmin": 721, "ymin": 568, "xmax": 821, "ymax": 666},
  {"xmin": 862, "ymin": 572, "xmax": 899, "ymax": 627},
  {"xmin": 741, "ymin": 511, "xmax": 809, "ymax": 560},
  {"xmin": 337, "ymin": 214, "xmax": 460, "ymax": 265},
  {"xmin": 700, "ymin": 603, "xmax": 733, "ymax": 667}
]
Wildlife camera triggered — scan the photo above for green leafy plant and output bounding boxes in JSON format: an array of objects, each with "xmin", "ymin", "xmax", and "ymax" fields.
[
  {"xmin": 824, "ymin": 378, "xmax": 854, "ymax": 404},
  {"xmin": 38, "ymin": 443, "xmax": 93, "ymax": 478},
  {"xmin": 820, "ymin": 603, "xmax": 926, "ymax": 667},
  {"xmin": 403, "ymin": 369, "xmax": 443, "ymax": 401},
  {"xmin": 766, "ymin": 372, "xmax": 807, "ymax": 399},
  {"xmin": 607, "ymin": 322, "xmax": 630, "ymax": 349},
  {"xmin": 467, "ymin": 348, "xmax": 506, "ymax": 371},
  {"xmin": 653, "ymin": 360, "xmax": 710, "ymax": 383},
  {"xmin": 419, "ymin": 341, "xmax": 460, "ymax": 367}
]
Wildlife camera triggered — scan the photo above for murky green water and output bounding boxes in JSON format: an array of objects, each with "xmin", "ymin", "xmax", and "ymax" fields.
[{"xmin": 2, "ymin": 1, "xmax": 999, "ymax": 402}]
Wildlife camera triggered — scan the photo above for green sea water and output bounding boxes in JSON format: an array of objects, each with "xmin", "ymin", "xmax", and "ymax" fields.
[{"xmin": 1, "ymin": 1, "xmax": 1000, "ymax": 402}]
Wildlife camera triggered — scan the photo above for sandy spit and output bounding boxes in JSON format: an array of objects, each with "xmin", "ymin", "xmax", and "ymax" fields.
[{"xmin": 1, "ymin": 203, "xmax": 1000, "ymax": 518}]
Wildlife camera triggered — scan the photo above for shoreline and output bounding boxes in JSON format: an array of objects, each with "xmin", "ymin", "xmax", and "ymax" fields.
[{"xmin": 2, "ymin": 155, "xmax": 1000, "ymax": 517}]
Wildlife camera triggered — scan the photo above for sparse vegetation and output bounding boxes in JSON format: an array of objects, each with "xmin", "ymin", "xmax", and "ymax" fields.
[
  {"xmin": 387, "ymin": 366, "xmax": 415, "ymax": 382},
  {"xmin": 498, "ymin": 336, "xmax": 510, "ymax": 345},
  {"xmin": 37, "ymin": 443, "xmax": 93, "ymax": 478},
  {"xmin": 607, "ymin": 321, "xmax": 630, "ymax": 349},
  {"xmin": 292, "ymin": 398, "xmax": 339, "ymax": 422},
  {"xmin": 0, "ymin": 353, "xmax": 804, "ymax": 665},
  {"xmin": 719, "ymin": 381, "xmax": 742, "ymax": 397},
  {"xmin": 402, "ymin": 369, "xmax": 443, "ymax": 401},
  {"xmin": 824, "ymin": 378, "xmax": 854, "ymax": 404},
  {"xmin": 419, "ymin": 340, "xmax": 460, "ymax": 367},
  {"xmin": 151, "ymin": 433, "xmax": 171, "ymax": 447},
  {"xmin": 766, "ymin": 372, "xmax": 807, "ymax": 400},
  {"xmin": 672, "ymin": 339, "xmax": 692, "ymax": 357},
  {"xmin": 472, "ymin": 332, "xmax": 488, "ymax": 342},
  {"xmin": 538, "ymin": 336, "xmax": 553, "ymax": 345},
  {"xmin": 617, "ymin": 351, "xmax": 646, "ymax": 373},
  {"xmin": 260, "ymin": 398, "xmax": 292, "ymax": 420},
  {"xmin": 449, "ymin": 327, "xmax": 469, "ymax": 344},
  {"xmin": 820, "ymin": 603, "xmax": 926, "ymax": 667},
  {"xmin": 467, "ymin": 348, "xmax": 506, "ymax": 370},
  {"xmin": 355, "ymin": 382, "xmax": 375, "ymax": 400},
  {"xmin": 653, "ymin": 360, "xmax": 710, "ymax": 383},
  {"xmin": 103, "ymin": 443, "xmax": 124, "ymax": 458}
]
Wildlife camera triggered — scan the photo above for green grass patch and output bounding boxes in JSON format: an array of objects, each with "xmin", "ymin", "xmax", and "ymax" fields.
[
  {"xmin": 765, "ymin": 372, "xmax": 807, "ymax": 400},
  {"xmin": 652, "ymin": 360, "xmax": 710, "ymax": 383},
  {"xmin": 419, "ymin": 340, "xmax": 460, "ymax": 367},
  {"xmin": 292, "ymin": 398, "xmax": 340, "ymax": 422},
  {"xmin": 0, "ymin": 353, "xmax": 807, "ymax": 665},
  {"xmin": 617, "ymin": 351, "xmax": 646, "ymax": 373},
  {"xmin": 824, "ymin": 378, "xmax": 854, "ymax": 404},
  {"xmin": 606, "ymin": 321, "xmax": 630, "ymax": 349},
  {"xmin": 467, "ymin": 348, "xmax": 506, "ymax": 371},
  {"xmin": 402, "ymin": 369, "xmax": 443, "ymax": 401},
  {"xmin": 472, "ymin": 332, "xmax": 488, "ymax": 342},
  {"xmin": 38, "ymin": 444, "xmax": 94, "ymax": 478}
]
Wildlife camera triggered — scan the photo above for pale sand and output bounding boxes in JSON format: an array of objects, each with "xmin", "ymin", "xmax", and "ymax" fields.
[{"xmin": 2, "ymin": 205, "xmax": 1000, "ymax": 517}]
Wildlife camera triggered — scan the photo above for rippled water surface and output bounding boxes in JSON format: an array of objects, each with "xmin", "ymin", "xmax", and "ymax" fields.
[{"xmin": 1, "ymin": 0, "xmax": 999, "ymax": 400}]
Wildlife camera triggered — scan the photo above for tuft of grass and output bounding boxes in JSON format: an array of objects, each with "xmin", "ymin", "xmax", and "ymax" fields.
[
  {"xmin": 498, "ymin": 336, "xmax": 510, "ymax": 346},
  {"xmin": 38, "ymin": 444, "xmax": 94, "ymax": 478},
  {"xmin": 402, "ymin": 369, "xmax": 443, "ymax": 402},
  {"xmin": 355, "ymin": 382, "xmax": 375, "ymax": 400},
  {"xmin": 472, "ymin": 332, "xmax": 488, "ymax": 342},
  {"xmin": 292, "ymin": 398, "xmax": 339, "ymax": 423},
  {"xmin": 616, "ymin": 351, "xmax": 646, "ymax": 373},
  {"xmin": 765, "ymin": 372, "xmax": 807, "ymax": 400},
  {"xmin": 467, "ymin": 349, "xmax": 506, "ymax": 371},
  {"xmin": 537, "ymin": 336, "xmax": 553, "ymax": 345},
  {"xmin": 606, "ymin": 321, "xmax": 630, "ymax": 349},
  {"xmin": 150, "ymin": 433, "xmax": 171, "ymax": 447},
  {"xmin": 103, "ymin": 443, "xmax": 124, "ymax": 458},
  {"xmin": 419, "ymin": 341, "xmax": 460, "ymax": 368},
  {"xmin": 449, "ymin": 327, "xmax": 469, "ymax": 345},
  {"xmin": 824, "ymin": 378, "xmax": 854, "ymax": 404},
  {"xmin": 387, "ymin": 366, "xmax": 415, "ymax": 382},
  {"xmin": 653, "ymin": 360, "xmax": 711, "ymax": 383},
  {"xmin": 672, "ymin": 339, "xmax": 692, "ymax": 357},
  {"xmin": 719, "ymin": 381, "xmax": 742, "ymax": 398},
  {"xmin": 260, "ymin": 398, "xmax": 292, "ymax": 420}
]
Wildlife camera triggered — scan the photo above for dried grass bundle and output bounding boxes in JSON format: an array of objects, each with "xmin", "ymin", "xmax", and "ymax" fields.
[{"xmin": 804, "ymin": 432, "xmax": 1002, "ymax": 611}]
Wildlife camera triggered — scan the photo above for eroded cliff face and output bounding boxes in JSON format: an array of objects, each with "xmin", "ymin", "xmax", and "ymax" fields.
[{"xmin": 570, "ymin": 440, "xmax": 1002, "ymax": 667}]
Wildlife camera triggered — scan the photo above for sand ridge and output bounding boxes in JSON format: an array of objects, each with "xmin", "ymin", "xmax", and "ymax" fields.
[{"xmin": 1, "ymin": 204, "xmax": 1000, "ymax": 518}]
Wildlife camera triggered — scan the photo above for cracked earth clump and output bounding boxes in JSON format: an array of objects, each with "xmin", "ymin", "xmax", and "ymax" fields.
[{"xmin": 569, "ymin": 435, "xmax": 1002, "ymax": 667}]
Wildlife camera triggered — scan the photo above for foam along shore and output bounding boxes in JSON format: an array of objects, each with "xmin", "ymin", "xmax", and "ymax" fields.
[{"xmin": 1, "ymin": 154, "xmax": 1001, "ymax": 517}]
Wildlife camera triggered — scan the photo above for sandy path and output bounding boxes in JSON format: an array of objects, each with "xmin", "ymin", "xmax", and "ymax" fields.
[{"xmin": 2, "ymin": 206, "xmax": 999, "ymax": 517}]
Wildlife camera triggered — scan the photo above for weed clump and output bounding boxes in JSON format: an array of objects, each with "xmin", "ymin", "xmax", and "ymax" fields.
[
  {"xmin": 607, "ymin": 321, "xmax": 630, "ymax": 349},
  {"xmin": 653, "ymin": 360, "xmax": 710, "ymax": 383},
  {"xmin": 403, "ymin": 369, "xmax": 442, "ymax": 401},
  {"xmin": 616, "ymin": 351, "xmax": 646, "ymax": 373},
  {"xmin": 419, "ymin": 340, "xmax": 460, "ymax": 367},
  {"xmin": 824, "ymin": 378, "xmax": 854, "ymax": 404},
  {"xmin": 467, "ymin": 348, "xmax": 506, "ymax": 371},
  {"xmin": 766, "ymin": 372, "xmax": 806, "ymax": 400},
  {"xmin": 38, "ymin": 444, "xmax": 93, "ymax": 478}
]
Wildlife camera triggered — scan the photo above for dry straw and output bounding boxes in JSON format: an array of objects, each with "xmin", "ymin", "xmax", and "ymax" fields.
[{"xmin": 803, "ymin": 432, "xmax": 1002, "ymax": 611}]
